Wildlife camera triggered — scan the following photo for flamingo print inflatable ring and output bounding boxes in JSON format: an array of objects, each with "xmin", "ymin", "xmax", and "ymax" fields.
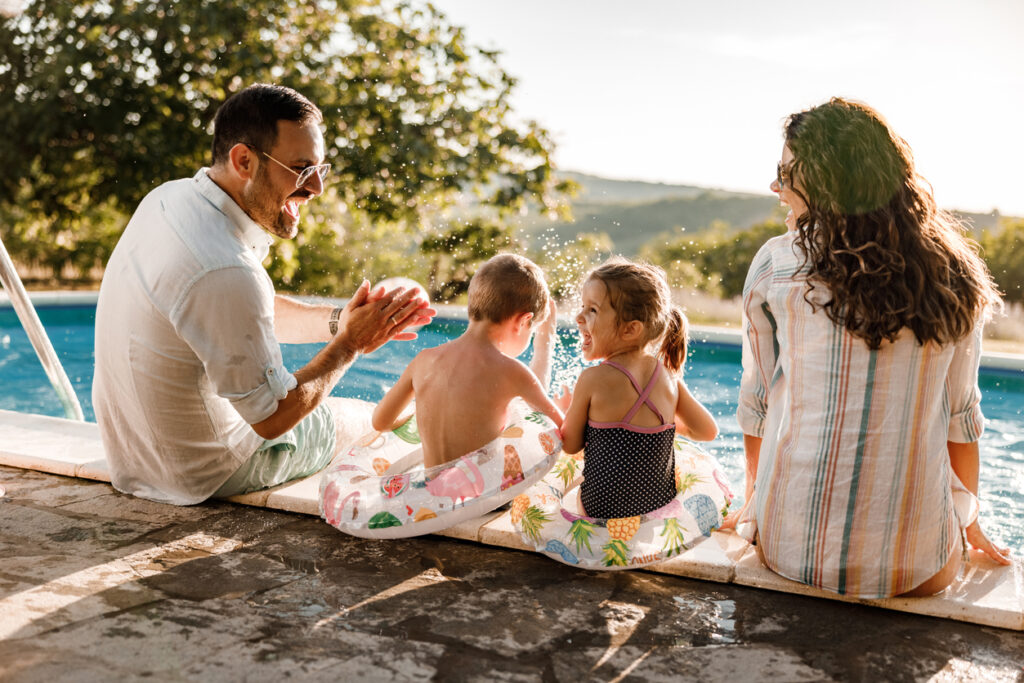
[{"xmin": 319, "ymin": 400, "xmax": 562, "ymax": 539}]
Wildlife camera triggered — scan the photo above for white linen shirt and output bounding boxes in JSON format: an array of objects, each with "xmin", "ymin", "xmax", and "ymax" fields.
[
  {"xmin": 737, "ymin": 231, "xmax": 985, "ymax": 598},
  {"xmin": 93, "ymin": 169, "xmax": 297, "ymax": 505}
]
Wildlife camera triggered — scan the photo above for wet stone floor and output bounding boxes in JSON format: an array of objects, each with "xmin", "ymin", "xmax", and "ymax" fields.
[{"xmin": 1, "ymin": 464, "xmax": 1022, "ymax": 682}]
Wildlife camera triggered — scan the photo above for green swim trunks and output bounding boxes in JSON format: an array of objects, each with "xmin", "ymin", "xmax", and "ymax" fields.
[{"xmin": 214, "ymin": 402, "xmax": 337, "ymax": 498}]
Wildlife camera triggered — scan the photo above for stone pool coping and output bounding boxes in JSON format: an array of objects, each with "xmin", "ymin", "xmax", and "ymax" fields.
[{"xmin": 1, "ymin": 408, "xmax": 1020, "ymax": 632}]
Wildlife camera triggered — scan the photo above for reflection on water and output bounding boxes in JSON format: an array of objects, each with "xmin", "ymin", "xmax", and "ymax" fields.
[
  {"xmin": 672, "ymin": 595, "xmax": 738, "ymax": 645},
  {"xmin": 2, "ymin": 308, "xmax": 1022, "ymax": 554}
]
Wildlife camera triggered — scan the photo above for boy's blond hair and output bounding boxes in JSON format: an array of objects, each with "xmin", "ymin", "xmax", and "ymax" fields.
[{"xmin": 468, "ymin": 254, "xmax": 549, "ymax": 324}]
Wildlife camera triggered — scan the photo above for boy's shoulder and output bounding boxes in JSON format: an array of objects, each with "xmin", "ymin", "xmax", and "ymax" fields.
[
  {"xmin": 478, "ymin": 352, "xmax": 541, "ymax": 394},
  {"xmin": 494, "ymin": 352, "xmax": 534, "ymax": 381}
]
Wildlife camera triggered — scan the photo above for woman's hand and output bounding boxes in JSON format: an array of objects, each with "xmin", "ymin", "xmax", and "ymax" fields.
[
  {"xmin": 965, "ymin": 520, "xmax": 1012, "ymax": 565},
  {"xmin": 720, "ymin": 496, "xmax": 752, "ymax": 531}
]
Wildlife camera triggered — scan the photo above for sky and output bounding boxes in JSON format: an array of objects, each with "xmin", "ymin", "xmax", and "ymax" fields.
[{"xmin": 429, "ymin": 0, "xmax": 1024, "ymax": 216}]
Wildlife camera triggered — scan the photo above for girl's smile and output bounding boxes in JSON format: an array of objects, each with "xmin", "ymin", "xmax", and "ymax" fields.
[{"xmin": 576, "ymin": 278, "xmax": 624, "ymax": 361}]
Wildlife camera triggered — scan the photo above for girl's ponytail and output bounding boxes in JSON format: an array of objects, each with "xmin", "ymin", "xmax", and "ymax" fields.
[{"xmin": 660, "ymin": 306, "xmax": 688, "ymax": 374}]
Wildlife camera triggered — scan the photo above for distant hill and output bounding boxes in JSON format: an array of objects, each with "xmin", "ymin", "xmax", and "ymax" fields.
[
  {"xmin": 522, "ymin": 173, "xmax": 779, "ymax": 254},
  {"xmin": 557, "ymin": 171, "xmax": 708, "ymax": 204},
  {"xmin": 522, "ymin": 172, "xmax": 1011, "ymax": 255},
  {"xmin": 957, "ymin": 210, "xmax": 1012, "ymax": 235}
]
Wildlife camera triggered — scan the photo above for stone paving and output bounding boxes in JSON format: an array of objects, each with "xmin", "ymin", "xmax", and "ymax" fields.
[{"xmin": 1, "ymin": 464, "xmax": 1023, "ymax": 682}]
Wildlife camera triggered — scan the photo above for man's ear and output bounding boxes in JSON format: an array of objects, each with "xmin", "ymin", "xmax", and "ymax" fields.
[{"xmin": 227, "ymin": 143, "xmax": 259, "ymax": 181}]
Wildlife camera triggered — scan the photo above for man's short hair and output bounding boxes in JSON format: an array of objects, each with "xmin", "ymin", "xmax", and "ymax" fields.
[
  {"xmin": 211, "ymin": 83, "xmax": 322, "ymax": 165},
  {"xmin": 468, "ymin": 254, "xmax": 550, "ymax": 324}
]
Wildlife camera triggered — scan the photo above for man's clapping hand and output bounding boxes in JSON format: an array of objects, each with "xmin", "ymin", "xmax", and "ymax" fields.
[{"xmin": 333, "ymin": 281, "xmax": 436, "ymax": 354}]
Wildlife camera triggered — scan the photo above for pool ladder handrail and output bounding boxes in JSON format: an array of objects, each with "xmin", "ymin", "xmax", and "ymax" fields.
[{"xmin": 0, "ymin": 232, "xmax": 85, "ymax": 421}]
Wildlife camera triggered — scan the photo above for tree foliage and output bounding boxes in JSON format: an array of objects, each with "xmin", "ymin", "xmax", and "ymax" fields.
[
  {"xmin": 979, "ymin": 219, "xmax": 1024, "ymax": 305},
  {"xmin": 642, "ymin": 219, "xmax": 788, "ymax": 299},
  {"xmin": 0, "ymin": 0, "xmax": 570, "ymax": 289},
  {"xmin": 420, "ymin": 218, "xmax": 520, "ymax": 302},
  {"xmin": 531, "ymin": 231, "xmax": 614, "ymax": 302}
]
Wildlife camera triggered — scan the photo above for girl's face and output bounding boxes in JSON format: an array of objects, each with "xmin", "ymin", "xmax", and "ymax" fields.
[
  {"xmin": 575, "ymin": 278, "xmax": 624, "ymax": 361},
  {"xmin": 770, "ymin": 143, "xmax": 808, "ymax": 231}
]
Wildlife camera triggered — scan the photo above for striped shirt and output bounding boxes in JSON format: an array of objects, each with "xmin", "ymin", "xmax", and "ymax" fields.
[{"xmin": 737, "ymin": 232, "xmax": 984, "ymax": 598}]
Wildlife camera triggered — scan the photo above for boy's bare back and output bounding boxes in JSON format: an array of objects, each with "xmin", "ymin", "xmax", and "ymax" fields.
[
  {"xmin": 372, "ymin": 254, "xmax": 564, "ymax": 470},
  {"xmin": 409, "ymin": 336, "xmax": 540, "ymax": 469}
]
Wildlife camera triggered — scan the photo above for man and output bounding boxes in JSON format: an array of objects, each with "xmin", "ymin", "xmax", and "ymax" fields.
[{"xmin": 93, "ymin": 84, "xmax": 433, "ymax": 505}]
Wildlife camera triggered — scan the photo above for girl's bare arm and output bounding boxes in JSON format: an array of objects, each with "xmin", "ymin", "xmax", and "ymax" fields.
[
  {"xmin": 674, "ymin": 379, "xmax": 718, "ymax": 441},
  {"xmin": 559, "ymin": 369, "xmax": 595, "ymax": 454}
]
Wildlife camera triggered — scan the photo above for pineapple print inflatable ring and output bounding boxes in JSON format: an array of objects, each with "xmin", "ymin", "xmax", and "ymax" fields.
[
  {"xmin": 320, "ymin": 400, "xmax": 562, "ymax": 539},
  {"xmin": 512, "ymin": 436, "xmax": 733, "ymax": 570}
]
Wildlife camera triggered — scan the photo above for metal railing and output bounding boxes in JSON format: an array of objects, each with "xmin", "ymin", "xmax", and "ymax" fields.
[{"xmin": 0, "ymin": 234, "xmax": 85, "ymax": 421}]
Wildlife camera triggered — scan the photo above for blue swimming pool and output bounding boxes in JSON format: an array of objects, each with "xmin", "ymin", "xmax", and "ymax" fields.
[{"xmin": 2, "ymin": 303, "xmax": 1022, "ymax": 554}]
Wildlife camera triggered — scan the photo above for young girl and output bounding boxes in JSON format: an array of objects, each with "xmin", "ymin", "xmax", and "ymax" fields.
[{"xmin": 558, "ymin": 257, "xmax": 718, "ymax": 519}]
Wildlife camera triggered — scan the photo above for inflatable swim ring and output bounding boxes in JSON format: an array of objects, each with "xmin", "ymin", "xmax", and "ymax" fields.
[
  {"xmin": 320, "ymin": 400, "xmax": 562, "ymax": 539},
  {"xmin": 512, "ymin": 436, "xmax": 733, "ymax": 570}
]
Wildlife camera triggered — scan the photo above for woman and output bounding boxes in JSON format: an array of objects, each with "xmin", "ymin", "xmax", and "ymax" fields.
[{"xmin": 727, "ymin": 97, "xmax": 1011, "ymax": 598}]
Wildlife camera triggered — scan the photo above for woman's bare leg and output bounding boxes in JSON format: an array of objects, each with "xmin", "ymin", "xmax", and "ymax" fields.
[{"xmin": 899, "ymin": 546, "xmax": 962, "ymax": 597}]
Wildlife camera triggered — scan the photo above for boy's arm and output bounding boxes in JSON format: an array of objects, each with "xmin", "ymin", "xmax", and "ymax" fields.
[
  {"xmin": 674, "ymin": 378, "xmax": 718, "ymax": 441},
  {"xmin": 559, "ymin": 369, "xmax": 594, "ymax": 454},
  {"xmin": 514, "ymin": 361, "xmax": 564, "ymax": 430},
  {"xmin": 372, "ymin": 359, "xmax": 416, "ymax": 432},
  {"xmin": 528, "ymin": 300, "xmax": 558, "ymax": 391}
]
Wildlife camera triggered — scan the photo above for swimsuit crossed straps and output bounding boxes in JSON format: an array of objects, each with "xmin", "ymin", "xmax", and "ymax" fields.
[{"xmin": 579, "ymin": 359, "xmax": 677, "ymax": 518}]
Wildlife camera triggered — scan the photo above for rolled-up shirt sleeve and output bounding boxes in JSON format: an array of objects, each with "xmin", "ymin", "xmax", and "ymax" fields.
[
  {"xmin": 169, "ymin": 266, "xmax": 297, "ymax": 425},
  {"xmin": 946, "ymin": 322, "xmax": 985, "ymax": 443},
  {"xmin": 737, "ymin": 241, "xmax": 778, "ymax": 437}
]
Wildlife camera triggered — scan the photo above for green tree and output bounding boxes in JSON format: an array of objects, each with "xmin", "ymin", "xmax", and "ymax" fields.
[
  {"xmin": 0, "ymin": 0, "xmax": 570, "ymax": 287},
  {"xmin": 643, "ymin": 219, "xmax": 787, "ymax": 298},
  {"xmin": 979, "ymin": 218, "xmax": 1024, "ymax": 305},
  {"xmin": 531, "ymin": 231, "xmax": 614, "ymax": 301},
  {"xmin": 420, "ymin": 218, "xmax": 520, "ymax": 302}
]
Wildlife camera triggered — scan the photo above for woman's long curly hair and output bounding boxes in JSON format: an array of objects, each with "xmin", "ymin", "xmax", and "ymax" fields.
[{"xmin": 784, "ymin": 97, "xmax": 1001, "ymax": 349}]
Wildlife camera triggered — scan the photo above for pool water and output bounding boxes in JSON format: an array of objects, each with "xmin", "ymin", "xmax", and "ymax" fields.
[{"xmin": 2, "ymin": 304, "xmax": 1022, "ymax": 554}]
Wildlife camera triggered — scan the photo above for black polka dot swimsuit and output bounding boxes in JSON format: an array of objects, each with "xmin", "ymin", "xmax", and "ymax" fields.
[{"xmin": 579, "ymin": 360, "xmax": 677, "ymax": 519}]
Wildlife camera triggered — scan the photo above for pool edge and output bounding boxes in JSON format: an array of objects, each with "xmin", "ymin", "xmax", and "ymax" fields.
[{"xmin": 4, "ymin": 291, "xmax": 1022, "ymax": 372}]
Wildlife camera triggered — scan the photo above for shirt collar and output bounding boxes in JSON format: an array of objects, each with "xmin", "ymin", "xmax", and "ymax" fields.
[{"xmin": 192, "ymin": 168, "xmax": 275, "ymax": 260}]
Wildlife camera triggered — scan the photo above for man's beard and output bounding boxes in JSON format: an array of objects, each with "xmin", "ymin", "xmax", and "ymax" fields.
[{"xmin": 242, "ymin": 166, "xmax": 303, "ymax": 240}]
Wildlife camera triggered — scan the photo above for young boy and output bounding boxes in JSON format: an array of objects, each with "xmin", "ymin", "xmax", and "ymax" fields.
[{"xmin": 372, "ymin": 254, "xmax": 564, "ymax": 469}]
